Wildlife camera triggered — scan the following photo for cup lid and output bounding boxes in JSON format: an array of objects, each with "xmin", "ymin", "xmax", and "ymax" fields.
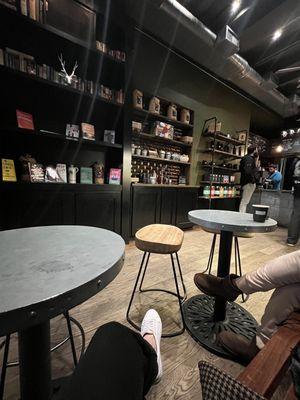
[{"xmin": 252, "ymin": 204, "xmax": 269, "ymax": 208}]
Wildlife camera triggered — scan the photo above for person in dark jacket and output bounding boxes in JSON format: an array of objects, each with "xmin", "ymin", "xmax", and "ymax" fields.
[
  {"xmin": 287, "ymin": 157, "xmax": 300, "ymax": 246},
  {"xmin": 239, "ymin": 145, "xmax": 259, "ymax": 213}
]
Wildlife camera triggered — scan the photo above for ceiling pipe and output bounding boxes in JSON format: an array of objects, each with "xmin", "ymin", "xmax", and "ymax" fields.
[{"xmin": 152, "ymin": 0, "xmax": 291, "ymax": 116}]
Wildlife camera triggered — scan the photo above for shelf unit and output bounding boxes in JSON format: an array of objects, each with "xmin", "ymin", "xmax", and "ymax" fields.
[
  {"xmin": 0, "ymin": 1, "xmax": 128, "ymax": 236},
  {"xmin": 199, "ymin": 117, "xmax": 248, "ymax": 207},
  {"xmin": 131, "ymin": 92, "xmax": 194, "ymax": 186}
]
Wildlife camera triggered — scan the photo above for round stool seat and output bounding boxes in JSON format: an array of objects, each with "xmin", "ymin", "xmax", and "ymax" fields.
[{"xmin": 135, "ymin": 224, "xmax": 184, "ymax": 254}]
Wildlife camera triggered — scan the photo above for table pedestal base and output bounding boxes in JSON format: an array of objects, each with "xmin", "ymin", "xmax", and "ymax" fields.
[{"xmin": 183, "ymin": 295, "xmax": 258, "ymax": 357}]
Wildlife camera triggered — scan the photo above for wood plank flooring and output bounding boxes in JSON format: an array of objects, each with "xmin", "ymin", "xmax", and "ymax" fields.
[{"xmin": 1, "ymin": 226, "xmax": 295, "ymax": 399}]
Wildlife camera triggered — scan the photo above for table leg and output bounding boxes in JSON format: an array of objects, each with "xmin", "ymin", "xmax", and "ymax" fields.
[
  {"xmin": 183, "ymin": 230, "xmax": 257, "ymax": 357},
  {"xmin": 18, "ymin": 321, "xmax": 52, "ymax": 400},
  {"xmin": 214, "ymin": 231, "xmax": 233, "ymax": 321}
]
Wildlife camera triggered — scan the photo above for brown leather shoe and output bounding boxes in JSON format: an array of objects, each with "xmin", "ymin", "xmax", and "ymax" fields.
[
  {"xmin": 218, "ymin": 331, "xmax": 259, "ymax": 365},
  {"xmin": 193, "ymin": 273, "xmax": 242, "ymax": 302}
]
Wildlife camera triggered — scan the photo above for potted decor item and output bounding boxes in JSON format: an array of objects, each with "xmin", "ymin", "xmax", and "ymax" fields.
[
  {"xmin": 180, "ymin": 108, "xmax": 190, "ymax": 124},
  {"xmin": 133, "ymin": 89, "xmax": 143, "ymax": 109},
  {"xmin": 149, "ymin": 97, "xmax": 160, "ymax": 114},
  {"xmin": 93, "ymin": 162, "xmax": 104, "ymax": 184},
  {"xmin": 167, "ymin": 103, "xmax": 177, "ymax": 120}
]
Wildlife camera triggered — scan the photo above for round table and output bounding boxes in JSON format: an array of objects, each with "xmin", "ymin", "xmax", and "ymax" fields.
[
  {"xmin": 183, "ymin": 210, "xmax": 277, "ymax": 357},
  {"xmin": 0, "ymin": 226, "xmax": 125, "ymax": 400}
]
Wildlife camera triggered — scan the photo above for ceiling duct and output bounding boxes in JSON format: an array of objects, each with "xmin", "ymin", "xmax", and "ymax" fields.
[
  {"xmin": 261, "ymin": 72, "xmax": 279, "ymax": 91},
  {"xmin": 148, "ymin": 0, "xmax": 290, "ymax": 116},
  {"xmin": 215, "ymin": 26, "xmax": 240, "ymax": 59}
]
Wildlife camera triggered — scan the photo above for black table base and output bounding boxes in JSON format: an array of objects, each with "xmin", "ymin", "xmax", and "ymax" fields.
[{"xmin": 183, "ymin": 294, "xmax": 258, "ymax": 357}]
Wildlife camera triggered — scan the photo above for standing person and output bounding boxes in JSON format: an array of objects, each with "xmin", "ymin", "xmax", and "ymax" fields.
[
  {"xmin": 287, "ymin": 157, "xmax": 300, "ymax": 246},
  {"xmin": 193, "ymin": 250, "xmax": 300, "ymax": 364},
  {"xmin": 265, "ymin": 164, "xmax": 282, "ymax": 191},
  {"xmin": 239, "ymin": 145, "xmax": 259, "ymax": 213}
]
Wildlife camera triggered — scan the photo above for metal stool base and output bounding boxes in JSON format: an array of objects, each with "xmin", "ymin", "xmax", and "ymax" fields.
[{"xmin": 183, "ymin": 294, "xmax": 257, "ymax": 357}]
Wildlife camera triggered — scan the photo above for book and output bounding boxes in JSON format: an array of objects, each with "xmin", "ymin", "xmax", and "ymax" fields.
[
  {"xmin": 65, "ymin": 124, "xmax": 79, "ymax": 140},
  {"xmin": 1, "ymin": 159, "xmax": 16, "ymax": 182},
  {"xmin": 29, "ymin": 0, "xmax": 37, "ymax": 20},
  {"xmin": 20, "ymin": 0, "xmax": 27, "ymax": 15},
  {"xmin": 109, "ymin": 168, "xmax": 121, "ymax": 185},
  {"xmin": 103, "ymin": 130, "xmax": 115, "ymax": 144},
  {"xmin": 29, "ymin": 163, "xmax": 44, "ymax": 183},
  {"xmin": 45, "ymin": 165, "xmax": 60, "ymax": 182},
  {"xmin": 56, "ymin": 163, "xmax": 67, "ymax": 182},
  {"xmin": 80, "ymin": 167, "xmax": 93, "ymax": 184},
  {"xmin": 81, "ymin": 123, "xmax": 95, "ymax": 140},
  {"xmin": 16, "ymin": 110, "xmax": 34, "ymax": 130}
]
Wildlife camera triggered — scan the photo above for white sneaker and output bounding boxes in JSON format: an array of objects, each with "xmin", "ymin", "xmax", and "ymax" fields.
[
  {"xmin": 287, "ymin": 242, "xmax": 296, "ymax": 247},
  {"xmin": 141, "ymin": 309, "xmax": 163, "ymax": 383}
]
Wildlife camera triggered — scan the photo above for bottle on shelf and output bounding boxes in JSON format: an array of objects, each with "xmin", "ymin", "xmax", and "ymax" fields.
[
  {"xmin": 219, "ymin": 185, "xmax": 224, "ymax": 198},
  {"xmin": 228, "ymin": 186, "xmax": 232, "ymax": 197},
  {"xmin": 203, "ymin": 185, "xmax": 210, "ymax": 198},
  {"xmin": 215, "ymin": 185, "xmax": 220, "ymax": 197},
  {"xmin": 210, "ymin": 185, "xmax": 215, "ymax": 197},
  {"xmin": 223, "ymin": 186, "xmax": 228, "ymax": 197}
]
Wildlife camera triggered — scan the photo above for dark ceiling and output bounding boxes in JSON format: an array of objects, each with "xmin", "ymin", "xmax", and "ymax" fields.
[{"xmin": 179, "ymin": 0, "xmax": 300, "ymax": 98}]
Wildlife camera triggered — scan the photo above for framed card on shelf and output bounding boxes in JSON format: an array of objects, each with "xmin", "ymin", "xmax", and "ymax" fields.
[
  {"xmin": 66, "ymin": 124, "xmax": 80, "ymax": 141},
  {"xmin": 109, "ymin": 168, "xmax": 121, "ymax": 185},
  {"xmin": 81, "ymin": 123, "xmax": 95, "ymax": 140},
  {"xmin": 1, "ymin": 159, "xmax": 17, "ymax": 182},
  {"xmin": 103, "ymin": 130, "xmax": 115, "ymax": 144},
  {"xmin": 29, "ymin": 163, "xmax": 44, "ymax": 183},
  {"xmin": 16, "ymin": 110, "xmax": 34, "ymax": 130},
  {"xmin": 56, "ymin": 163, "xmax": 67, "ymax": 182},
  {"xmin": 80, "ymin": 167, "xmax": 93, "ymax": 184}
]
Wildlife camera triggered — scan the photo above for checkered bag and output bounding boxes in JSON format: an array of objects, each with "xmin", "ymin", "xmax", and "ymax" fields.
[{"xmin": 198, "ymin": 361, "xmax": 265, "ymax": 400}]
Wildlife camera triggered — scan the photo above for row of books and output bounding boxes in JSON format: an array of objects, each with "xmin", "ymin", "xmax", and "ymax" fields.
[
  {"xmin": 0, "ymin": 0, "xmax": 45, "ymax": 22},
  {"xmin": 0, "ymin": 47, "xmax": 125, "ymax": 103}
]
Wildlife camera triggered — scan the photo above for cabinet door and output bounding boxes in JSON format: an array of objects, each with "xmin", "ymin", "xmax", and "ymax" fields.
[
  {"xmin": 131, "ymin": 187, "xmax": 161, "ymax": 236},
  {"xmin": 175, "ymin": 188, "xmax": 198, "ymax": 228},
  {"xmin": 161, "ymin": 188, "xmax": 176, "ymax": 225},
  {"xmin": 75, "ymin": 191, "xmax": 121, "ymax": 233}
]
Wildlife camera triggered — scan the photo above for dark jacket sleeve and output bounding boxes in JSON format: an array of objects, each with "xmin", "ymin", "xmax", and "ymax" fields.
[{"xmin": 240, "ymin": 155, "xmax": 258, "ymax": 185}]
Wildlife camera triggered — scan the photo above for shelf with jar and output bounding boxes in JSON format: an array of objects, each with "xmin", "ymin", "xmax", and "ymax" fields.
[{"xmin": 201, "ymin": 185, "xmax": 241, "ymax": 199}]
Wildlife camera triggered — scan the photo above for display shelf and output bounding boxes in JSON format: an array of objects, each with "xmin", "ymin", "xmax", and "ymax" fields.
[
  {"xmin": 203, "ymin": 132, "xmax": 246, "ymax": 146},
  {"xmin": 132, "ymin": 108, "xmax": 194, "ymax": 130},
  {"xmin": 201, "ymin": 164, "xmax": 239, "ymax": 172},
  {"xmin": 132, "ymin": 154, "xmax": 191, "ymax": 166},
  {"xmin": 0, "ymin": 4, "xmax": 125, "ymax": 66},
  {"xmin": 132, "ymin": 183, "xmax": 198, "ymax": 188},
  {"xmin": 202, "ymin": 148, "xmax": 243, "ymax": 159},
  {"xmin": 0, "ymin": 66, "xmax": 124, "ymax": 108},
  {"xmin": 132, "ymin": 132, "xmax": 192, "ymax": 148},
  {"xmin": 199, "ymin": 181, "xmax": 241, "ymax": 186},
  {"xmin": 199, "ymin": 196, "xmax": 240, "ymax": 200},
  {"xmin": 0, "ymin": 181, "xmax": 122, "ymax": 189},
  {"xmin": 0, "ymin": 128, "xmax": 123, "ymax": 149}
]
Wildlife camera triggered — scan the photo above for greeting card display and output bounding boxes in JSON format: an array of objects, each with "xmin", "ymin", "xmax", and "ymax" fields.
[
  {"xmin": 103, "ymin": 130, "xmax": 115, "ymax": 144},
  {"xmin": 66, "ymin": 124, "xmax": 80, "ymax": 140},
  {"xmin": 109, "ymin": 168, "xmax": 121, "ymax": 185},
  {"xmin": 45, "ymin": 165, "xmax": 61, "ymax": 182},
  {"xmin": 2, "ymin": 159, "xmax": 17, "ymax": 182},
  {"xmin": 56, "ymin": 163, "xmax": 67, "ymax": 182},
  {"xmin": 29, "ymin": 163, "xmax": 44, "ymax": 183},
  {"xmin": 80, "ymin": 167, "xmax": 93, "ymax": 184},
  {"xmin": 81, "ymin": 123, "xmax": 95, "ymax": 140},
  {"xmin": 16, "ymin": 110, "xmax": 34, "ymax": 130}
]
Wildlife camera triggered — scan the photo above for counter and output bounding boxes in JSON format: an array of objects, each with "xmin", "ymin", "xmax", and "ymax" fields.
[{"xmin": 248, "ymin": 189, "xmax": 293, "ymax": 227}]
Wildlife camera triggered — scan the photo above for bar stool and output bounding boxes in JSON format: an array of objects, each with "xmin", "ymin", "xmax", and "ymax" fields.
[
  {"xmin": 0, "ymin": 312, "xmax": 85, "ymax": 400},
  {"xmin": 126, "ymin": 224, "xmax": 186, "ymax": 337},
  {"xmin": 202, "ymin": 227, "xmax": 252, "ymax": 303}
]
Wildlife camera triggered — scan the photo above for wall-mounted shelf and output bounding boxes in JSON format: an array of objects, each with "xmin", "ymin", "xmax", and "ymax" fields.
[
  {"xmin": 132, "ymin": 132, "xmax": 192, "ymax": 148},
  {"xmin": 132, "ymin": 154, "xmax": 191, "ymax": 166},
  {"xmin": 199, "ymin": 181, "xmax": 241, "ymax": 186},
  {"xmin": 202, "ymin": 148, "xmax": 243, "ymax": 159},
  {"xmin": 132, "ymin": 108, "xmax": 194, "ymax": 130},
  {"xmin": 201, "ymin": 165, "xmax": 239, "ymax": 172},
  {"xmin": 199, "ymin": 196, "xmax": 240, "ymax": 200},
  {"xmin": 203, "ymin": 132, "xmax": 246, "ymax": 146}
]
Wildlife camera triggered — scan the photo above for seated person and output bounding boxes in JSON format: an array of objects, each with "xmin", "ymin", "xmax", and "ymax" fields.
[
  {"xmin": 265, "ymin": 164, "xmax": 282, "ymax": 190},
  {"xmin": 60, "ymin": 309, "xmax": 162, "ymax": 400},
  {"xmin": 194, "ymin": 250, "xmax": 300, "ymax": 364}
]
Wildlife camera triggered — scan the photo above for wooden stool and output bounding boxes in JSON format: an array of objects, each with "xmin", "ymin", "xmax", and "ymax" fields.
[
  {"xmin": 202, "ymin": 227, "xmax": 252, "ymax": 303},
  {"xmin": 126, "ymin": 224, "xmax": 186, "ymax": 337}
]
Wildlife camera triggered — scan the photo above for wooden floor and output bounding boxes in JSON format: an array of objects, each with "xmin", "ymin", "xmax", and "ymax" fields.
[{"xmin": 2, "ymin": 226, "xmax": 295, "ymax": 399}]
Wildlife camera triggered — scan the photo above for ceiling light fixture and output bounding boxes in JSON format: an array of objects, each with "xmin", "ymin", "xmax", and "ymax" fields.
[
  {"xmin": 275, "ymin": 145, "xmax": 283, "ymax": 153},
  {"xmin": 272, "ymin": 28, "xmax": 283, "ymax": 41},
  {"xmin": 231, "ymin": 0, "xmax": 241, "ymax": 15}
]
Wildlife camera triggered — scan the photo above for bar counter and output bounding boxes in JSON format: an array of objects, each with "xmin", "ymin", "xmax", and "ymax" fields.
[{"xmin": 248, "ymin": 189, "xmax": 293, "ymax": 227}]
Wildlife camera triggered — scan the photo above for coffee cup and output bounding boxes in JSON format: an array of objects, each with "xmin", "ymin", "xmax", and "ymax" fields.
[{"xmin": 252, "ymin": 204, "xmax": 269, "ymax": 222}]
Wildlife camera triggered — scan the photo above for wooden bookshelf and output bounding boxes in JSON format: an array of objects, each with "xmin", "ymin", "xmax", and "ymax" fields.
[
  {"xmin": 132, "ymin": 131, "xmax": 192, "ymax": 148},
  {"xmin": 132, "ymin": 154, "xmax": 191, "ymax": 166},
  {"xmin": 133, "ymin": 107, "xmax": 194, "ymax": 130}
]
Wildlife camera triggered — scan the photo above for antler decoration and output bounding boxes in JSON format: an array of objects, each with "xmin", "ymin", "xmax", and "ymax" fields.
[{"xmin": 58, "ymin": 54, "xmax": 78, "ymax": 85}]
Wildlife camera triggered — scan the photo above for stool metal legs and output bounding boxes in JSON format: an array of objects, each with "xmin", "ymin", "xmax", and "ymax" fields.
[
  {"xmin": 0, "ymin": 312, "xmax": 85, "ymax": 400},
  {"xmin": 126, "ymin": 251, "xmax": 186, "ymax": 337}
]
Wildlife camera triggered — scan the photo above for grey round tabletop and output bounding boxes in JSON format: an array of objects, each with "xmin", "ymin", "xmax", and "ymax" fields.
[
  {"xmin": 0, "ymin": 225, "xmax": 125, "ymax": 335},
  {"xmin": 188, "ymin": 209, "xmax": 277, "ymax": 233}
]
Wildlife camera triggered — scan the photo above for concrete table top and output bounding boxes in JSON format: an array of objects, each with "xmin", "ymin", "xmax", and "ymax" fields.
[
  {"xmin": 188, "ymin": 209, "xmax": 277, "ymax": 233},
  {"xmin": 0, "ymin": 225, "xmax": 125, "ymax": 335}
]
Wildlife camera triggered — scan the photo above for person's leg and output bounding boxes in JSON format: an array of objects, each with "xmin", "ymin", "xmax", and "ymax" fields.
[
  {"xmin": 236, "ymin": 250, "xmax": 300, "ymax": 294},
  {"xmin": 239, "ymin": 183, "xmax": 256, "ymax": 213},
  {"xmin": 287, "ymin": 196, "xmax": 300, "ymax": 245},
  {"xmin": 257, "ymin": 283, "xmax": 300, "ymax": 347},
  {"xmin": 61, "ymin": 321, "xmax": 158, "ymax": 400}
]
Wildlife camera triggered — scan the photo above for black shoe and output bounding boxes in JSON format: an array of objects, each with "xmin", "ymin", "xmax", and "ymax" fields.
[
  {"xmin": 194, "ymin": 273, "xmax": 242, "ymax": 302},
  {"xmin": 217, "ymin": 331, "xmax": 259, "ymax": 365}
]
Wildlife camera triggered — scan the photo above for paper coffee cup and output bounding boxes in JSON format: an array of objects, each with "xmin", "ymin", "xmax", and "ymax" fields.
[{"xmin": 252, "ymin": 204, "xmax": 269, "ymax": 222}]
